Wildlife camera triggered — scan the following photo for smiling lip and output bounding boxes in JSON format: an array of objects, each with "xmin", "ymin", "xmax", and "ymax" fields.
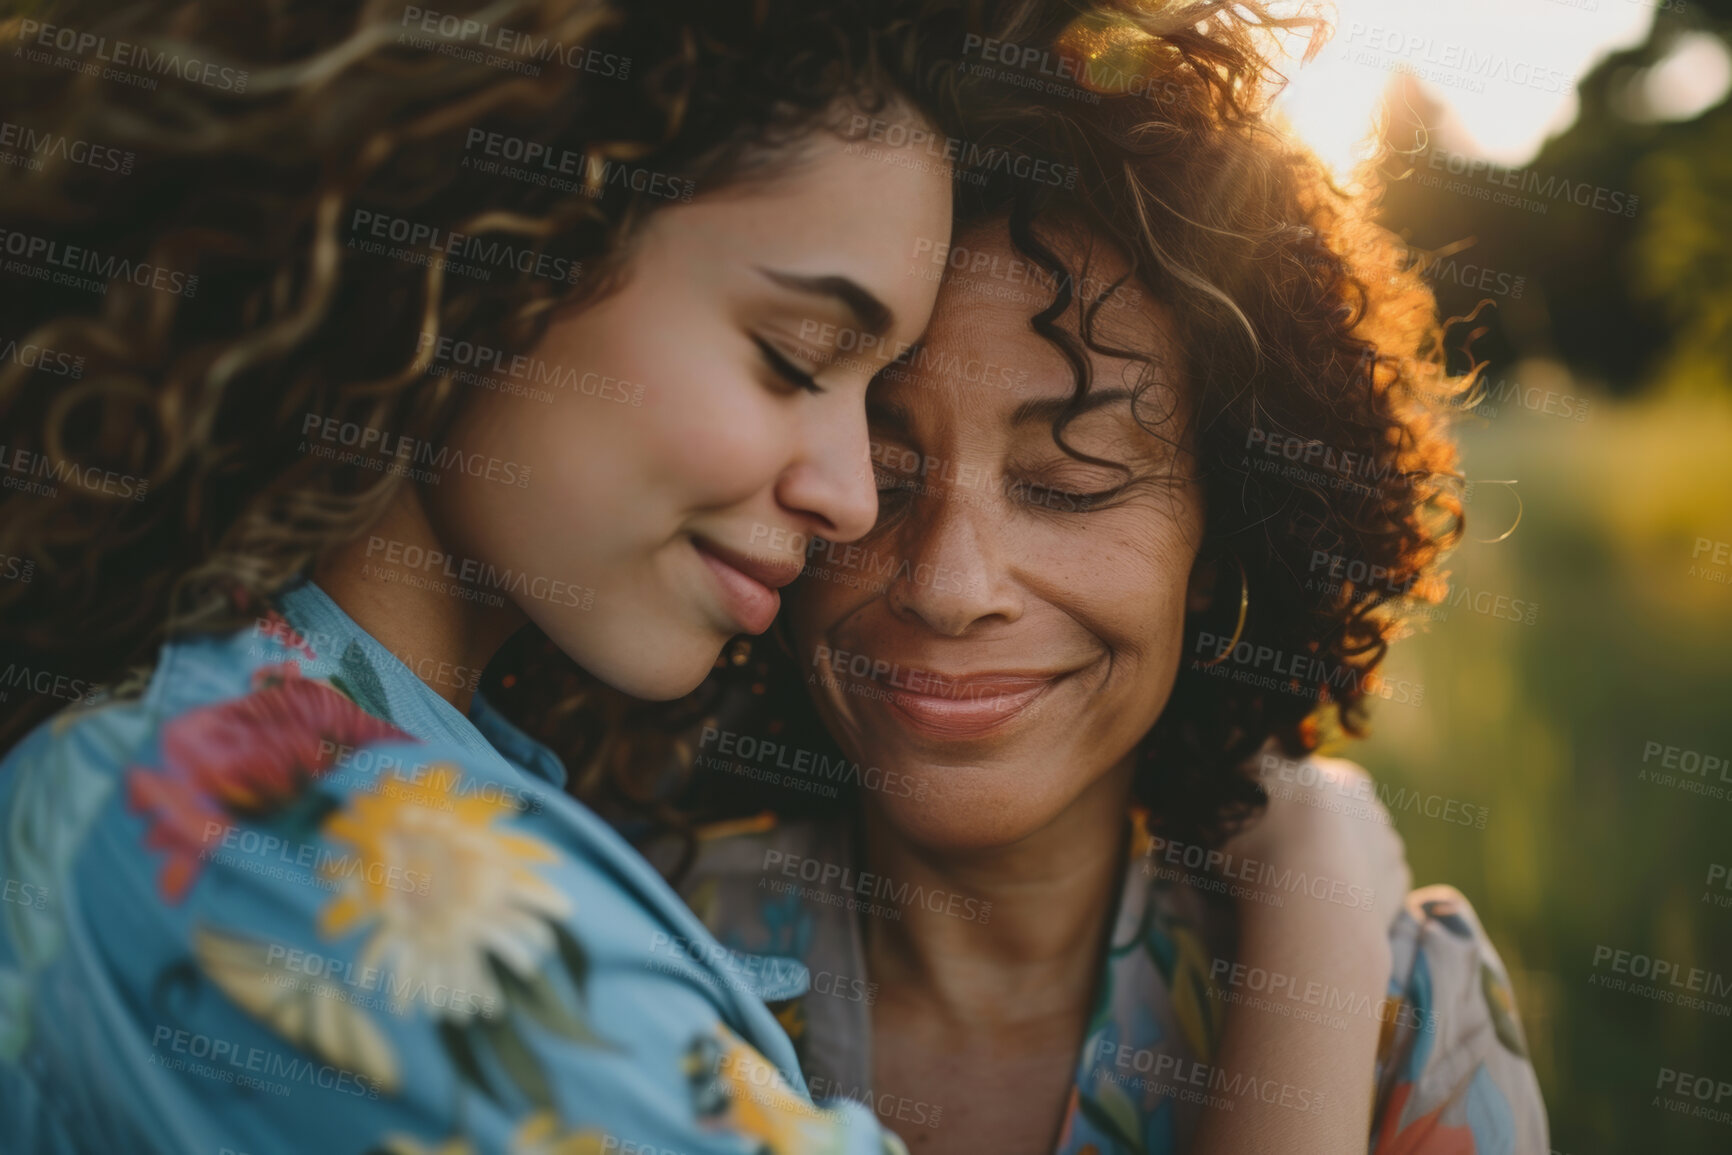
[
  {"xmin": 880, "ymin": 669, "xmax": 1062, "ymax": 741},
  {"xmin": 693, "ymin": 538, "xmax": 802, "ymax": 635}
]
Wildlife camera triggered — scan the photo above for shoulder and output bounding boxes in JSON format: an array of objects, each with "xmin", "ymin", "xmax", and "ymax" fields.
[
  {"xmin": 652, "ymin": 814, "xmax": 851, "ymax": 960},
  {"xmin": 0, "ymin": 651, "xmax": 848, "ymax": 1151},
  {"xmin": 1374, "ymin": 884, "xmax": 1550, "ymax": 1154}
]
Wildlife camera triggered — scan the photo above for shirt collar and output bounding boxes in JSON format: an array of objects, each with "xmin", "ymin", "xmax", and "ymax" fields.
[{"xmin": 271, "ymin": 575, "xmax": 568, "ymax": 790}]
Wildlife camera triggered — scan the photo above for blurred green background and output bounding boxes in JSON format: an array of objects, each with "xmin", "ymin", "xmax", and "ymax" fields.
[{"xmin": 1322, "ymin": 4, "xmax": 1732, "ymax": 1150}]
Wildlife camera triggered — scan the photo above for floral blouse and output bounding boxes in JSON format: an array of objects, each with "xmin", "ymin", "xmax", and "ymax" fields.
[
  {"xmin": 653, "ymin": 810, "xmax": 1551, "ymax": 1154},
  {"xmin": 0, "ymin": 577, "xmax": 902, "ymax": 1155}
]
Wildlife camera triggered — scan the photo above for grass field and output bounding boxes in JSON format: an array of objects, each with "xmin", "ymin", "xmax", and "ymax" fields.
[{"xmin": 1337, "ymin": 382, "xmax": 1732, "ymax": 1152}]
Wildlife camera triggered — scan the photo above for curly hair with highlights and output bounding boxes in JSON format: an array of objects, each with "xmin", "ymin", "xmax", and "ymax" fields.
[
  {"xmin": 484, "ymin": 0, "xmax": 1473, "ymax": 865},
  {"xmin": 0, "ymin": 0, "xmax": 1015, "ymax": 751}
]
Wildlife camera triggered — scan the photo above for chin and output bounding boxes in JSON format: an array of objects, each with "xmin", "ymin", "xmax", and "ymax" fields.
[
  {"xmin": 548, "ymin": 622, "xmax": 722, "ymax": 702},
  {"xmin": 873, "ymin": 771, "xmax": 1061, "ymax": 852}
]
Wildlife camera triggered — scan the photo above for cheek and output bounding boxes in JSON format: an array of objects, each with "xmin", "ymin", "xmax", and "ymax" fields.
[
  {"xmin": 534, "ymin": 291, "xmax": 795, "ymax": 513},
  {"xmin": 1035, "ymin": 516, "xmax": 1199, "ymax": 663}
]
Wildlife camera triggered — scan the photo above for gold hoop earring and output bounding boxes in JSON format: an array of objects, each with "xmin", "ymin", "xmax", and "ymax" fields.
[{"xmin": 1197, "ymin": 555, "xmax": 1249, "ymax": 669}]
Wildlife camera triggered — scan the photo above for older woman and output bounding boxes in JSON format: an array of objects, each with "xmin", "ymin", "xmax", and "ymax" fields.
[{"xmin": 639, "ymin": 216, "xmax": 1547, "ymax": 1155}]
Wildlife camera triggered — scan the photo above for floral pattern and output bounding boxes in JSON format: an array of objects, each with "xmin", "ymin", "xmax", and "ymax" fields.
[
  {"xmin": 664, "ymin": 811, "xmax": 1550, "ymax": 1155},
  {"xmin": 125, "ymin": 657, "xmax": 407, "ymax": 901},
  {"xmin": 319, "ymin": 765, "xmax": 575, "ymax": 1019},
  {"xmin": 0, "ymin": 578, "xmax": 900, "ymax": 1155}
]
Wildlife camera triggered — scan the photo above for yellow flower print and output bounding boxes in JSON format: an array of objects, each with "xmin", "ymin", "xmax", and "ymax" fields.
[
  {"xmin": 510, "ymin": 1111, "xmax": 611, "ymax": 1154},
  {"xmin": 318, "ymin": 763, "xmax": 573, "ymax": 1020},
  {"xmin": 687, "ymin": 1023, "xmax": 854, "ymax": 1155},
  {"xmin": 376, "ymin": 1113, "xmax": 608, "ymax": 1155}
]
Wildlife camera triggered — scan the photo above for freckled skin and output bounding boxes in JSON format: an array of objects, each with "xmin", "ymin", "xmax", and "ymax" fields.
[{"xmin": 789, "ymin": 220, "xmax": 1206, "ymax": 851}]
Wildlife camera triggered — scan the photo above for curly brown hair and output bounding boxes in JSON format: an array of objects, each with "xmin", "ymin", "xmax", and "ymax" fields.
[
  {"xmin": 484, "ymin": 0, "xmax": 1472, "ymax": 862},
  {"xmin": 0, "ymin": 0, "xmax": 1044, "ymax": 750}
]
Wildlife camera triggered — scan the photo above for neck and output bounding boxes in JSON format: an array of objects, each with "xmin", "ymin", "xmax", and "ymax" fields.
[
  {"xmin": 312, "ymin": 485, "xmax": 529, "ymax": 713},
  {"xmin": 859, "ymin": 758, "xmax": 1135, "ymax": 1028}
]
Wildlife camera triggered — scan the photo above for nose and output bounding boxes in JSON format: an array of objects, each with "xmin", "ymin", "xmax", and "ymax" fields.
[
  {"xmin": 774, "ymin": 392, "xmax": 879, "ymax": 543},
  {"xmin": 885, "ymin": 477, "xmax": 1021, "ymax": 636}
]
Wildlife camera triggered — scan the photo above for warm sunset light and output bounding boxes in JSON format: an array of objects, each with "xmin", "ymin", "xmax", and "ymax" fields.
[{"xmin": 1269, "ymin": 0, "xmax": 1658, "ymax": 177}]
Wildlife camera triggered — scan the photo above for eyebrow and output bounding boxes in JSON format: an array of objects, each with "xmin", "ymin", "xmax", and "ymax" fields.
[
  {"xmin": 1009, "ymin": 387, "xmax": 1134, "ymax": 426},
  {"xmin": 756, "ymin": 266, "xmax": 894, "ymax": 337}
]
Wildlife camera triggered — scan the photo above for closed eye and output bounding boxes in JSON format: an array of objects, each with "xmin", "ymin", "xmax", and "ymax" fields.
[
  {"xmin": 753, "ymin": 336, "xmax": 823, "ymax": 394},
  {"xmin": 1010, "ymin": 478, "xmax": 1128, "ymax": 512}
]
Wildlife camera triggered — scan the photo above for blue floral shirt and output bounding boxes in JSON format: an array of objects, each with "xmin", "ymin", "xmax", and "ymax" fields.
[
  {"xmin": 0, "ymin": 577, "xmax": 903, "ymax": 1155},
  {"xmin": 653, "ymin": 809, "xmax": 1550, "ymax": 1154}
]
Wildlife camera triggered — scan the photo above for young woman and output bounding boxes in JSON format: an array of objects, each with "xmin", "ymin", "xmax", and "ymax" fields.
[
  {"xmin": 0, "ymin": 0, "xmax": 1040, "ymax": 1151},
  {"xmin": 554, "ymin": 6, "xmax": 1549, "ymax": 1152}
]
